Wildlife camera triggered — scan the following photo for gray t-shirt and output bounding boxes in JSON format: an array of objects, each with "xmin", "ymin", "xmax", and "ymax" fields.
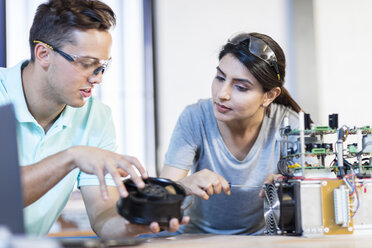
[{"xmin": 164, "ymin": 99, "xmax": 299, "ymax": 235}]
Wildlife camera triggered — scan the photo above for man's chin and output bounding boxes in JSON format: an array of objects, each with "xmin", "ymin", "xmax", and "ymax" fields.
[{"xmin": 69, "ymin": 99, "xmax": 87, "ymax": 108}]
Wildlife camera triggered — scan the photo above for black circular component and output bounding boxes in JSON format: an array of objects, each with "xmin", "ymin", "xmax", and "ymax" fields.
[
  {"xmin": 137, "ymin": 184, "xmax": 167, "ymax": 200},
  {"xmin": 116, "ymin": 177, "xmax": 186, "ymax": 227}
]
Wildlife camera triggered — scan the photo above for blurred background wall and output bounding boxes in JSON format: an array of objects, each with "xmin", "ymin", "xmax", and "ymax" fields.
[
  {"xmin": 155, "ymin": 0, "xmax": 372, "ymax": 170},
  {"xmin": 2, "ymin": 0, "xmax": 372, "ymax": 176}
]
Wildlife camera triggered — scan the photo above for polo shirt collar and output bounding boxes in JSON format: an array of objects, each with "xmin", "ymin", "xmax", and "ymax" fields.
[
  {"xmin": 60, "ymin": 105, "xmax": 75, "ymax": 128},
  {"xmin": 6, "ymin": 60, "xmax": 75, "ymax": 128},
  {"xmin": 6, "ymin": 60, "xmax": 35, "ymax": 123}
]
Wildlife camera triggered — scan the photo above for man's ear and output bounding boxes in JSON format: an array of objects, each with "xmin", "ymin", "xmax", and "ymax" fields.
[
  {"xmin": 263, "ymin": 87, "xmax": 281, "ymax": 107},
  {"xmin": 34, "ymin": 43, "xmax": 51, "ymax": 68}
]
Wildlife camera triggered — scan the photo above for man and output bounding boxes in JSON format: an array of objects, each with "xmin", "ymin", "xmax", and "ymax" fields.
[{"xmin": 0, "ymin": 0, "xmax": 187, "ymax": 237}]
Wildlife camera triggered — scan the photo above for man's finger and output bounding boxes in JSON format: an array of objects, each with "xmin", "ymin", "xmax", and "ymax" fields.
[
  {"xmin": 117, "ymin": 168, "xmax": 129, "ymax": 177},
  {"xmin": 105, "ymin": 160, "xmax": 128, "ymax": 198},
  {"xmin": 123, "ymin": 155, "xmax": 148, "ymax": 179},
  {"xmin": 149, "ymin": 222, "xmax": 160, "ymax": 233},
  {"xmin": 168, "ymin": 218, "xmax": 180, "ymax": 233},
  {"xmin": 117, "ymin": 159, "xmax": 145, "ymax": 189},
  {"xmin": 96, "ymin": 171, "xmax": 108, "ymax": 200}
]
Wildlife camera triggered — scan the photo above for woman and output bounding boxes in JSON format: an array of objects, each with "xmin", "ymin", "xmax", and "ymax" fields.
[{"xmin": 161, "ymin": 32, "xmax": 303, "ymax": 235}]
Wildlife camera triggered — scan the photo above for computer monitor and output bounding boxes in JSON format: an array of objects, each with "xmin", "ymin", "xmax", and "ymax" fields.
[{"xmin": 0, "ymin": 103, "xmax": 25, "ymax": 234}]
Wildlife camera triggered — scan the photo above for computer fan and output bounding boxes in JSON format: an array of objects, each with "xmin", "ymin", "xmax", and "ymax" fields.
[
  {"xmin": 264, "ymin": 183, "xmax": 281, "ymax": 234},
  {"xmin": 116, "ymin": 177, "xmax": 186, "ymax": 227},
  {"xmin": 264, "ymin": 181, "xmax": 302, "ymax": 236}
]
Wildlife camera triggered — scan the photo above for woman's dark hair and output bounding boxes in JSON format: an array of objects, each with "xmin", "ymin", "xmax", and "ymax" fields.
[
  {"xmin": 219, "ymin": 32, "xmax": 302, "ymax": 114},
  {"xmin": 29, "ymin": 0, "xmax": 116, "ymax": 61}
]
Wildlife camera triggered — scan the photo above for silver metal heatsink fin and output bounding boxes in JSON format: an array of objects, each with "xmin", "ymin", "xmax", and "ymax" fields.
[{"xmin": 263, "ymin": 183, "xmax": 281, "ymax": 234}]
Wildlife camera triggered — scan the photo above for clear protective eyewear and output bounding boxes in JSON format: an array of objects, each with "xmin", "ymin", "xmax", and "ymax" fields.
[
  {"xmin": 227, "ymin": 34, "xmax": 281, "ymax": 80},
  {"xmin": 33, "ymin": 40, "xmax": 111, "ymax": 76}
]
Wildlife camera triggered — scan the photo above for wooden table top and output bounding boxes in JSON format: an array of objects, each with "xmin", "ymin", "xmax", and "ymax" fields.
[{"xmin": 124, "ymin": 234, "xmax": 372, "ymax": 248}]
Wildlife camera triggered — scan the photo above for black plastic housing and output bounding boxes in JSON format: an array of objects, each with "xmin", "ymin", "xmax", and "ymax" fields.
[
  {"xmin": 116, "ymin": 177, "xmax": 186, "ymax": 227},
  {"xmin": 278, "ymin": 181, "xmax": 302, "ymax": 236}
]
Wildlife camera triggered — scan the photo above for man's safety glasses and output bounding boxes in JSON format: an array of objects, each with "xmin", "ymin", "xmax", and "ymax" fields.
[
  {"xmin": 228, "ymin": 34, "xmax": 281, "ymax": 80},
  {"xmin": 33, "ymin": 40, "xmax": 111, "ymax": 76}
]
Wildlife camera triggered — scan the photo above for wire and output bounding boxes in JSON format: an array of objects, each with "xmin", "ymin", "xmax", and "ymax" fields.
[
  {"xmin": 351, "ymin": 175, "xmax": 360, "ymax": 218},
  {"xmin": 343, "ymin": 173, "xmax": 361, "ymax": 218}
]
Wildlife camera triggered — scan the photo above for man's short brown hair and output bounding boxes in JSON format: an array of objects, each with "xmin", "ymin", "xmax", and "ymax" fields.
[{"xmin": 29, "ymin": 0, "xmax": 116, "ymax": 61}]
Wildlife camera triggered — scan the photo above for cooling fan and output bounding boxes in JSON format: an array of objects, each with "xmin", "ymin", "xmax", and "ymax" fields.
[
  {"xmin": 263, "ymin": 183, "xmax": 281, "ymax": 234},
  {"xmin": 263, "ymin": 181, "xmax": 302, "ymax": 236},
  {"xmin": 116, "ymin": 177, "xmax": 186, "ymax": 227}
]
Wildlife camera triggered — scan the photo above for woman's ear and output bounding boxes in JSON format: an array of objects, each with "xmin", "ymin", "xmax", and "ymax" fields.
[
  {"xmin": 34, "ymin": 43, "xmax": 51, "ymax": 68},
  {"xmin": 263, "ymin": 87, "xmax": 281, "ymax": 107}
]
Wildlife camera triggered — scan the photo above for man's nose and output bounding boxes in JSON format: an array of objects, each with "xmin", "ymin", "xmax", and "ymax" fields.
[{"xmin": 88, "ymin": 71, "xmax": 103, "ymax": 85}]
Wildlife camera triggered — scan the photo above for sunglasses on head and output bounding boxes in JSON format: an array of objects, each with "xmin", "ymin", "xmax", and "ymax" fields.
[{"xmin": 228, "ymin": 34, "xmax": 281, "ymax": 81}]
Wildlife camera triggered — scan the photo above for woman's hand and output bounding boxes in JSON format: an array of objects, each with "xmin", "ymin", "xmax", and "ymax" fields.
[
  {"xmin": 177, "ymin": 169, "xmax": 231, "ymax": 200},
  {"xmin": 259, "ymin": 173, "xmax": 282, "ymax": 198}
]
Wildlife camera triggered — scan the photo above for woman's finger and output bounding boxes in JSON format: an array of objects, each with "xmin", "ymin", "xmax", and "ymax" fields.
[{"xmin": 212, "ymin": 180, "xmax": 222, "ymax": 194}]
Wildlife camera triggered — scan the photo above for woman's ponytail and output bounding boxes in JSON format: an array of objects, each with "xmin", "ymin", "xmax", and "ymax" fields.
[{"xmin": 274, "ymin": 87, "xmax": 302, "ymax": 113}]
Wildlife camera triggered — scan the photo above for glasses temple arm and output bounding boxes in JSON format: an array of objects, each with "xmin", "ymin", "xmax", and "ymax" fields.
[{"xmin": 271, "ymin": 61, "xmax": 281, "ymax": 81}]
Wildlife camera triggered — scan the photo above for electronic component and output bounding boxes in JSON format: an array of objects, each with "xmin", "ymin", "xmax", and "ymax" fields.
[
  {"xmin": 329, "ymin": 113, "xmax": 338, "ymax": 129},
  {"xmin": 264, "ymin": 181, "xmax": 302, "ymax": 236},
  {"xmin": 333, "ymin": 185, "xmax": 350, "ymax": 227},
  {"xmin": 304, "ymin": 113, "xmax": 311, "ymax": 130},
  {"xmin": 116, "ymin": 177, "xmax": 186, "ymax": 226},
  {"xmin": 267, "ymin": 113, "xmax": 372, "ymax": 237},
  {"xmin": 363, "ymin": 134, "xmax": 372, "ymax": 153}
]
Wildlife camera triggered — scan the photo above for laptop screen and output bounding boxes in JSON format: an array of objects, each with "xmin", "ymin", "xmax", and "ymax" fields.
[{"xmin": 0, "ymin": 103, "xmax": 25, "ymax": 234}]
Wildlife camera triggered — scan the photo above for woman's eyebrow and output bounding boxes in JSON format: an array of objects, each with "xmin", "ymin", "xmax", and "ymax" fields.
[
  {"xmin": 217, "ymin": 66, "xmax": 253, "ymax": 86},
  {"xmin": 235, "ymin": 78, "xmax": 253, "ymax": 86},
  {"xmin": 216, "ymin": 66, "xmax": 226, "ymax": 77}
]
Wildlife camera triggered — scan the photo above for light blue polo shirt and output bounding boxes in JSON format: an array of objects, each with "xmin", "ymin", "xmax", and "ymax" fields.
[{"xmin": 0, "ymin": 60, "xmax": 116, "ymax": 236}]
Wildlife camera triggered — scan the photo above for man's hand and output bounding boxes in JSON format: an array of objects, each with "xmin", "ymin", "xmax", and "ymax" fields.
[
  {"xmin": 259, "ymin": 173, "xmax": 282, "ymax": 198},
  {"xmin": 124, "ymin": 216, "xmax": 190, "ymax": 236},
  {"xmin": 22, "ymin": 146, "xmax": 147, "ymax": 207},
  {"xmin": 68, "ymin": 146, "xmax": 148, "ymax": 200},
  {"xmin": 177, "ymin": 169, "xmax": 230, "ymax": 200},
  {"xmin": 149, "ymin": 216, "xmax": 190, "ymax": 233},
  {"xmin": 81, "ymin": 186, "xmax": 189, "ymax": 238}
]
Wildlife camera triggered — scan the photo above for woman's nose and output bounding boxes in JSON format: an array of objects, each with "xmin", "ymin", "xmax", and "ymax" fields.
[{"xmin": 218, "ymin": 83, "xmax": 231, "ymax": 101}]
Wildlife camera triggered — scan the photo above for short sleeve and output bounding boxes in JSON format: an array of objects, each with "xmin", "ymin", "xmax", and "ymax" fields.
[
  {"xmin": 164, "ymin": 105, "xmax": 201, "ymax": 171},
  {"xmin": 0, "ymin": 73, "xmax": 11, "ymax": 106},
  {"xmin": 77, "ymin": 105, "xmax": 117, "ymax": 188}
]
